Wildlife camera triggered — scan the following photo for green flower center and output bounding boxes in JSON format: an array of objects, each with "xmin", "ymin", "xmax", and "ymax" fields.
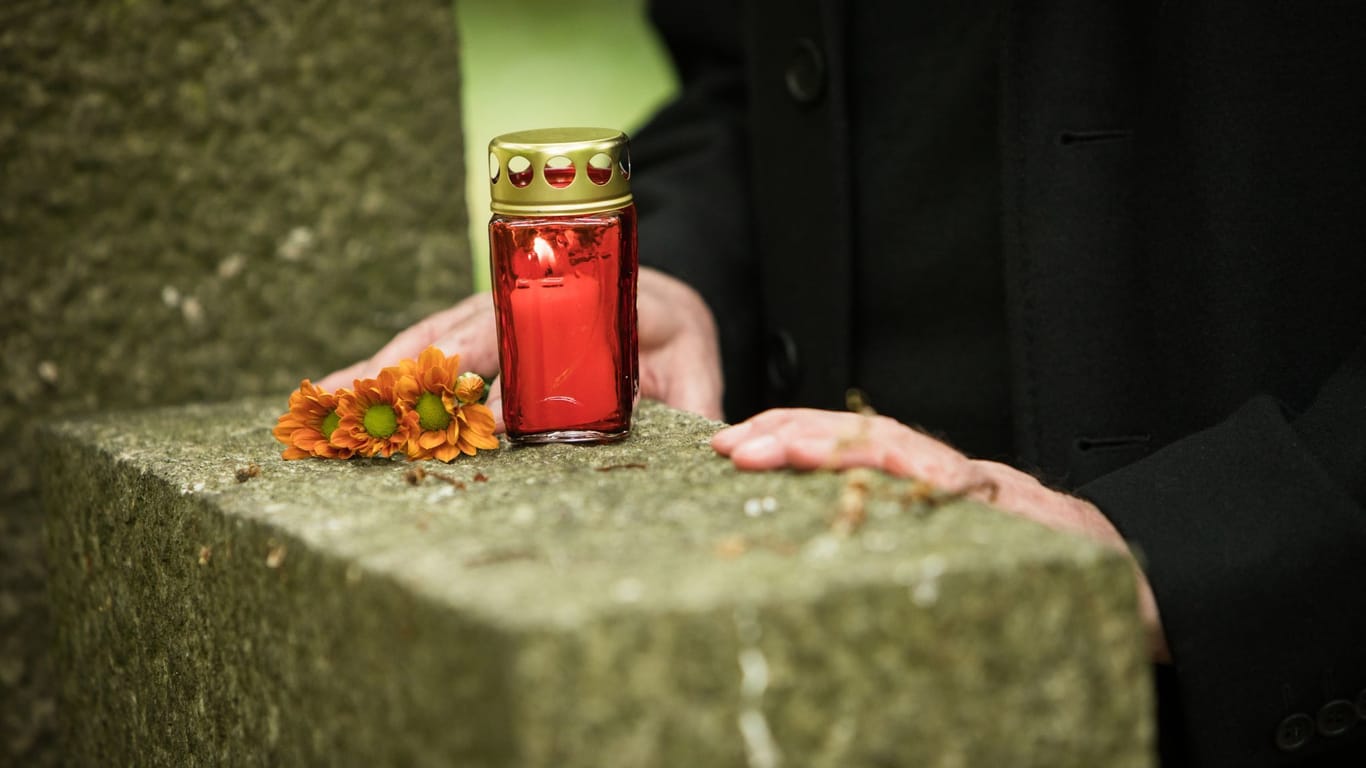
[
  {"xmin": 362, "ymin": 404, "xmax": 398, "ymax": 438},
  {"xmin": 320, "ymin": 410, "xmax": 340, "ymax": 440},
  {"xmin": 415, "ymin": 391, "xmax": 451, "ymax": 432}
]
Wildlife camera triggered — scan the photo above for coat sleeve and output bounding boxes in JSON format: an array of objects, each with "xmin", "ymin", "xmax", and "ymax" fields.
[
  {"xmin": 1078, "ymin": 339, "xmax": 1366, "ymax": 766},
  {"xmin": 630, "ymin": 0, "xmax": 764, "ymax": 420}
]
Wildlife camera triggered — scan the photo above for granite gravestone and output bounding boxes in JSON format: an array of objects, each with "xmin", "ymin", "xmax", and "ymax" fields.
[
  {"xmin": 1, "ymin": 2, "xmax": 467, "ymax": 761},
  {"xmin": 41, "ymin": 399, "xmax": 1154, "ymax": 767}
]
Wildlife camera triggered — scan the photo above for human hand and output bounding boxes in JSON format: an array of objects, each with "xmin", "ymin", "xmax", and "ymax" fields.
[
  {"xmin": 636, "ymin": 267, "xmax": 724, "ymax": 420},
  {"xmin": 713, "ymin": 408, "xmax": 1171, "ymax": 662},
  {"xmin": 317, "ymin": 292, "xmax": 505, "ymax": 427},
  {"xmin": 316, "ymin": 267, "xmax": 725, "ymax": 427}
]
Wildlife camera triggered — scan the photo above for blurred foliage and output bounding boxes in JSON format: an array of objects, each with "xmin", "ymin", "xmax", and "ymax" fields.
[{"xmin": 455, "ymin": 0, "xmax": 678, "ymax": 290}]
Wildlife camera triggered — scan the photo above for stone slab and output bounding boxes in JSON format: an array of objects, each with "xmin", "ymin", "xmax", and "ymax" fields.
[
  {"xmin": 41, "ymin": 399, "xmax": 1154, "ymax": 767},
  {"xmin": 1, "ymin": 2, "xmax": 467, "ymax": 760}
]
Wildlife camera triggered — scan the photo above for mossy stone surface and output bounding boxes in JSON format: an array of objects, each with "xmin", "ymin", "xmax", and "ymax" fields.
[
  {"xmin": 41, "ymin": 399, "xmax": 1154, "ymax": 767},
  {"xmin": 1, "ymin": 2, "xmax": 467, "ymax": 761}
]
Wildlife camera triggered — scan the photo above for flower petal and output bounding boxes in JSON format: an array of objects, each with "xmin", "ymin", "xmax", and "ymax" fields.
[
  {"xmin": 460, "ymin": 404, "xmax": 497, "ymax": 432},
  {"xmin": 465, "ymin": 430, "xmax": 500, "ymax": 451}
]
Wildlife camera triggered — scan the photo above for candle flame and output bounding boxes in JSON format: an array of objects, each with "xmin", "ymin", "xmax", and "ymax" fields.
[{"xmin": 533, "ymin": 236, "xmax": 556, "ymax": 270}]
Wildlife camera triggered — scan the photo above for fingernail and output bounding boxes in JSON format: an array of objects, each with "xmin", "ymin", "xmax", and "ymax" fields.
[
  {"xmin": 711, "ymin": 424, "xmax": 747, "ymax": 453},
  {"xmin": 733, "ymin": 434, "xmax": 780, "ymax": 461}
]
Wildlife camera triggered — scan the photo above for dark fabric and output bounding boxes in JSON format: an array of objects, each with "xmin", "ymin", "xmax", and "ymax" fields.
[
  {"xmin": 847, "ymin": 0, "xmax": 1012, "ymax": 460},
  {"xmin": 740, "ymin": 0, "xmax": 856, "ymax": 413},
  {"xmin": 631, "ymin": 1, "xmax": 763, "ymax": 419},
  {"xmin": 633, "ymin": 0, "xmax": 1366, "ymax": 764},
  {"xmin": 1080, "ymin": 396, "xmax": 1366, "ymax": 767}
]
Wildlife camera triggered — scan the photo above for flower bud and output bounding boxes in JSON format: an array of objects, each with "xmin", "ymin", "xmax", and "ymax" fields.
[{"xmin": 455, "ymin": 372, "xmax": 486, "ymax": 405}]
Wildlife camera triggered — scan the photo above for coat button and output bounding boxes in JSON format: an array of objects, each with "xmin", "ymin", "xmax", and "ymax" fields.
[
  {"xmin": 766, "ymin": 328, "xmax": 801, "ymax": 397},
  {"xmin": 1317, "ymin": 699, "xmax": 1358, "ymax": 737},
  {"xmin": 1275, "ymin": 713, "xmax": 1314, "ymax": 752},
  {"xmin": 785, "ymin": 38, "xmax": 825, "ymax": 105}
]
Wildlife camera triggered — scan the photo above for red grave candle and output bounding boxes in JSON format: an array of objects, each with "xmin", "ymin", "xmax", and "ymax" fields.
[{"xmin": 487, "ymin": 128, "xmax": 638, "ymax": 443}]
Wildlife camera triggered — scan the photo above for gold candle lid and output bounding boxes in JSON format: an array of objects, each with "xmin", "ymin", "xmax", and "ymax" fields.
[{"xmin": 488, "ymin": 127, "xmax": 633, "ymax": 216}]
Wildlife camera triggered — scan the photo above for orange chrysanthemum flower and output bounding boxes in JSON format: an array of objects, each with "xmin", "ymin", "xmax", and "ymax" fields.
[
  {"xmin": 331, "ymin": 369, "xmax": 418, "ymax": 458},
  {"xmin": 396, "ymin": 347, "xmax": 500, "ymax": 462},
  {"xmin": 272, "ymin": 380, "xmax": 354, "ymax": 460},
  {"xmin": 397, "ymin": 346, "xmax": 462, "ymax": 462},
  {"xmin": 273, "ymin": 348, "xmax": 495, "ymax": 464}
]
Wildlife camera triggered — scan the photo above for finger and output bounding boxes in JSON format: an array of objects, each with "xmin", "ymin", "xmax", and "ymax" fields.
[
  {"xmin": 483, "ymin": 378, "xmax": 505, "ymax": 435},
  {"xmin": 317, "ymin": 360, "xmax": 374, "ymax": 392},
  {"xmin": 365, "ymin": 300, "xmax": 487, "ymax": 372},
  {"xmin": 726, "ymin": 407, "xmax": 852, "ymax": 467},
  {"xmin": 429, "ymin": 317, "xmax": 501, "ymax": 377},
  {"xmin": 785, "ymin": 435, "xmax": 888, "ymax": 471},
  {"xmin": 638, "ymin": 337, "xmax": 724, "ymax": 420},
  {"xmin": 659, "ymin": 376, "xmax": 724, "ymax": 421},
  {"xmin": 729, "ymin": 434, "xmax": 787, "ymax": 469},
  {"xmin": 717, "ymin": 408, "xmax": 978, "ymax": 484},
  {"xmin": 711, "ymin": 422, "xmax": 753, "ymax": 454},
  {"xmin": 317, "ymin": 295, "xmax": 493, "ymax": 389},
  {"xmin": 711, "ymin": 409, "xmax": 827, "ymax": 454},
  {"xmin": 878, "ymin": 429, "xmax": 973, "ymax": 487}
]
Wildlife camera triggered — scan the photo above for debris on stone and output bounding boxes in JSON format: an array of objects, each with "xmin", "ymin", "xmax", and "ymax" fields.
[
  {"xmin": 197, "ymin": 546, "xmax": 212, "ymax": 566},
  {"xmin": 180, "ymin": 296, "xmax": 205, "ymax": 325},
  {"xmin": 265, "ymin": 543, "xmax": 287, "ymax": 569},
  {"xmin": 831, "ymin": 468, "xmax": 875, "ymax": 536},
  {"xmin": 743, "ymin": 496, "xmax": 780, "ymax": 517},
  {"xmin": 276, "ymin": 226, "xmax": 315, "ymax": 262},
  {"xmin": 715, "ymin": 534, "xmax": 800, "ymax": 560},
  {"xmin": 234, "ymin": 463, "xmax": 261, "ymax": 483},
  {"xmin": 472, "ymin": 472, "xmax": 489, "ymax": 483},
  {"xmin": 714, "ymin": 534, "xmax": 749, "ymax": 559},
  {"xmin": 217, "ymin": 252, "xmax": 246, "ymax": 279},
  {"xmin": 432, "ymin": 472, "xmax": 466, "ymax": 490},
  {"xmin": 404, "ymin": 466, "xmax": 465, "ymax": 489},
  {"xmin": 899, "ymin": 477, "xmax": 999, "ymax": 513},
  {"xmin": 37, "ymin": 360, "xmax": 59, "ymax": 385}
]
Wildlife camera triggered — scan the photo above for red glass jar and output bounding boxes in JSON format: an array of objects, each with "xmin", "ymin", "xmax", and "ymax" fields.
[{"xmin": 487, "ymin": 128, "xmax": 638, "ymax": 444}]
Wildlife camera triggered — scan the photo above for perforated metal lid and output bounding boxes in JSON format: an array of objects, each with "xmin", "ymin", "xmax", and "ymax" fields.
[{"xmin": 488, "ymin": 128, "xmax": 632, "ymax": 215}]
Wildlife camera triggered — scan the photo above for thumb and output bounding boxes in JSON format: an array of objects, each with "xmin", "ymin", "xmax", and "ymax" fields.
[
  {"xmin": 316, "ymin": 294, "xmax": 496, "ymax": 390},
  {"xmin": 663, "ymin": 376, "xmax": 724, "ymax": 421},
  {"xmin": 642, "ymin": 357, "xmax": 724, "ymax": 421},
  {"xmin": 430, "ymin": 318, "xmax": 501, "ymax": 379},
  {"xmin": 482, "ymin": 378, "xmax": 505, "ymax": 435}
]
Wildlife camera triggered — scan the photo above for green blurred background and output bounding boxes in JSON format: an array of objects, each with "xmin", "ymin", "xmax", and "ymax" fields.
[{"xmin": 455, "ymin": 0, "xmax": 678, "ymax": 290}]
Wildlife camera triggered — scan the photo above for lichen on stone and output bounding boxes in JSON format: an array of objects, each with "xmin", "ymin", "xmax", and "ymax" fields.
[{"xmin": 40, "ymin": 398, "xmax": 1154, "ymax": 767}]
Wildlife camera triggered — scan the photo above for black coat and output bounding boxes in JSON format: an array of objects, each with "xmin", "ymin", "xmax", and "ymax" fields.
[{"xmin": 632, "ymin": 0, "xmax": 1366, "ymax": 766}]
